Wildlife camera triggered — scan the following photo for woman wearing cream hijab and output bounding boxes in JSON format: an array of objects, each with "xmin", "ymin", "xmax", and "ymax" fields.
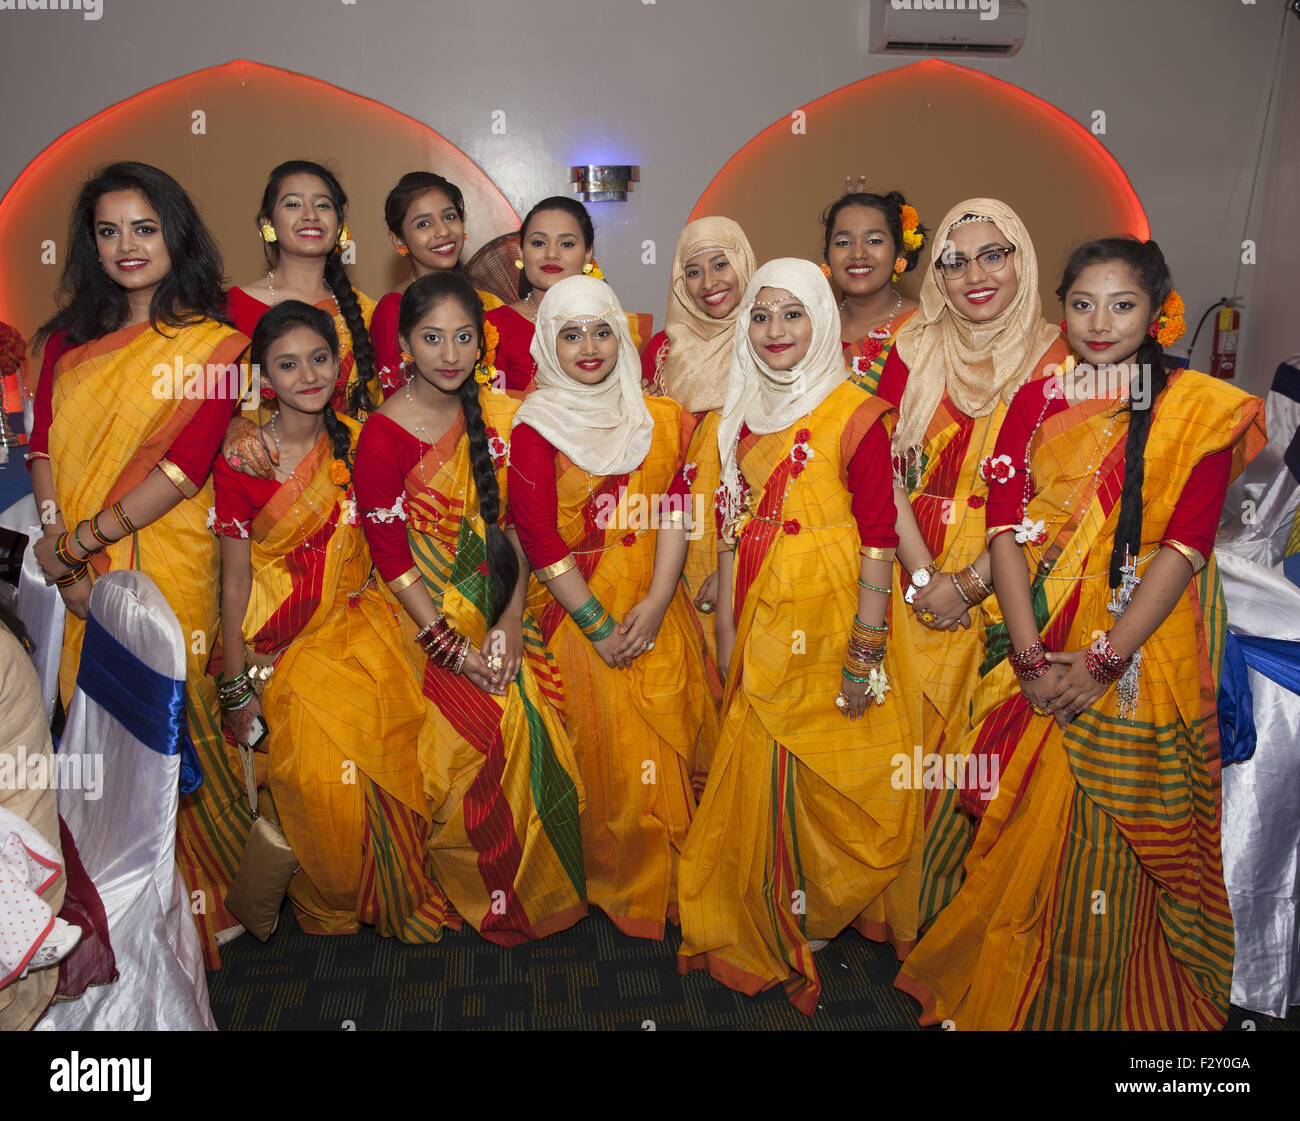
[
  {"xmin": 509, "ymin": 275, "xmax": 718, "ymax": 940},
  {"xmin": 678, "ymin": 259, "xmax": 921, "ymax": 1015},
  {"xmin": 876, "ymin": 198, "xmax": 1067, "ymax": 925},
  {"xmin": 641, "ymin": 217, "xmax": 756, "ymax": 689}
]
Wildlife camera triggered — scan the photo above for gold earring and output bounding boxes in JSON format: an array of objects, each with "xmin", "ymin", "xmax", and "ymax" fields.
[
  {"xmin": 514, "ymin": 258, "xmax": 524, "ymax": 270},
  {"xmin": 338, "ymin": 224, "xmax": 350, "ymax": 249},
  {"xmin": 259, "ymin": 222, "xmax": 277, "ymax": 244},
  {"xmin": 582, "ymin": 261, "xmax": 594, "ymax": 275}
]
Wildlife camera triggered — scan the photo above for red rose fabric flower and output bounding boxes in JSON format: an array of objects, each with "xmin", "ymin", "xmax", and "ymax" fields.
[
  {"xmin": 622, "ymin": 533, "xmax": 637, "ymax": 547},
  {"xmin": 795, "ymin": 429, "xmax": 811, "ymax": 443},
  {"xmin": 791, "ymin": 446, "xmax": 808, "ymax": 463},
  {"xmin": 967, "ymin": 495, "xmax": 986, "ymax": 509},
  {"xmin": 783, "ymin": 519, "xmax": 801, "ymax": 536}
]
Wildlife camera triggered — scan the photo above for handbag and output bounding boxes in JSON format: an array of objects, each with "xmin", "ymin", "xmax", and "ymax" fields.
[{"xmin": 223, "ymin": 742, "xmax": 299, "ymax": 942}]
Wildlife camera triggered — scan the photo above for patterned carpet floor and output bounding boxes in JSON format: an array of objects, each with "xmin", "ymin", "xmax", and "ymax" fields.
[{"xmin": 206, "ymin": 904, "xmax": 1299, "ymax": 1031}]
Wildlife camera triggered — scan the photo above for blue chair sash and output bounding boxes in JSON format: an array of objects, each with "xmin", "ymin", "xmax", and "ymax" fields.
[
  {"xmin": 1218, "ymin": 631, "xmax": 1300, "ymax": 767},
  {"xmin": 77, "ymin": 612, "xmax": 204, "ymax": 793}
]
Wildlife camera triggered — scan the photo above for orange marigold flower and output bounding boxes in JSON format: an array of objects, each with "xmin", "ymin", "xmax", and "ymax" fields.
[
  {"xmin": 1162, "ymin": 290, "xmax": 1185, "ymax": 318},
  {"xmin": 900, "ymin": 204, "xmax": 919, "ymax": 232},
  {"xmin": 329, "ymin": 459, "xmax": 352, "ymax": 486}
]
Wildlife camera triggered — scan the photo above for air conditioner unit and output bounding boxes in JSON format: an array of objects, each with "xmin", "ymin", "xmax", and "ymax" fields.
[{"xmin": 867, "ymin": 0, "xmax": 1028, "ymax": 57}]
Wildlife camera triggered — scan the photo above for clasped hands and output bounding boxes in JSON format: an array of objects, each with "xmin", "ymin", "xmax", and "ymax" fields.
[{"xmin": 1018, "ymin": 649, "xmax": 1111, "ymax": 728}]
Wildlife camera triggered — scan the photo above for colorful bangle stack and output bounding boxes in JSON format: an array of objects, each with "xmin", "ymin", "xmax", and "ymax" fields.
[
  {"xmin": 111, "ymin": 501, "xmax": 136, "ymax": 537},
  {"xmin": 1085, "ymin": 632, "xmax": 1132, "ymax": 685},
  {"xmin": 843, "ymin": 614, "xmax": 887, "ymax": 683},
  {"xmin": 951, "ymin": 564, "xmax": 993, "ymax": 607},
  {"xmin": 415, "ymin": 614, "xmax": 472, "ymax": 674},
  {"xmin": 570, "ymin": 594, "xmax": 617, "ymax": 643},
  {"xmin": 217, "ymin": 669, "xmax": 254, "ymax": 711},
  {"xmin": 52, "ymin": 522, "xmax": 94, "ymax": 586},
  {"xmin": 1009, "ymin": 639, "xmax": 1050, "ymax": 681}
]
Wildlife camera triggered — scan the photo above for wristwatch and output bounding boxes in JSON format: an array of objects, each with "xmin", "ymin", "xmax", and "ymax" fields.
[{"xmin": 903, "ymin": 562, "xmax": 939, "ymax": 604}]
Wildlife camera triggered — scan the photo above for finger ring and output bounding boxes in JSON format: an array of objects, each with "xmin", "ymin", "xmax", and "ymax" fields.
[
  {"xmin": 698, "ymin": 601, "xmax": 714, "ymax": 614},
  {"xmin": 644, "ymin": 640, "xmax": 655, "ymax": 652},
  {"xmin": 229, "ymin": 455, "xmax": 244, "ymax": 469},
  {"xmin": 918, "ymin": 609, "xmax": 937, "ymax": 624},
  {"xmin": 487, "ymin": 653, "xmax": 503, "ymax": 673},
  {"xmin": 835, "ymin": 694, "xmax": 847, "ymax": 710},
  {"xmin": 1032, "ymin": 705, "xmax": 1050, "ymax": 716}
]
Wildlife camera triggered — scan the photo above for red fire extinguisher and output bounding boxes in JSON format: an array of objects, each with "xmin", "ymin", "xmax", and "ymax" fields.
[{"xmin": 1210, "ymin": 301, "xmax": 1240, "ymax": 380}]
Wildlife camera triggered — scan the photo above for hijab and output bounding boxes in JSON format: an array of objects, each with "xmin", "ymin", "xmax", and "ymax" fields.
[
  {"xmin": 659, "ymin": 216, "xmax": 756, "ymax": 414},
  {"xmin": 716, "ymin": 258, "xmax": 846, "ymax": 533},
  {"xmin": 892, "ymin": 197, "xmax": 1060, "ymax": 464},
  {"xmin": 512, "ymin": 274, "xmax": 654, "ymax": 476}
]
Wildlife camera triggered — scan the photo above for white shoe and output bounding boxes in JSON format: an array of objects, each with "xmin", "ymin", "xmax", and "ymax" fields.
[
  {"xmin": 216, "ymin": 923, "xmax": 246, "ymax": 946},
  {"xmin": 23, "ymin": 917, "xmax": 82, "ymax": 975}
]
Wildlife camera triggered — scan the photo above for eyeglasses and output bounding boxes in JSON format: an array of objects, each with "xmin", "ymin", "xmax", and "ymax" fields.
[{"xmin": 935, "ymin": 245, "xmax": 1016, "ymax": 280}]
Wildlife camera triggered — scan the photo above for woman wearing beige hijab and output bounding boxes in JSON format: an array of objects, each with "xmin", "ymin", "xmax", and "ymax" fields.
[
  {"xmin": 641, "ymin": 218, "xmax": 755, "ymax": 685},
  {"xmin": 876, "ymin": 198, "xmax": 1068, "ymax": 925},
  {"xmin": 509, "ymin": 275, "xmax": 718, "ymax": 940}
]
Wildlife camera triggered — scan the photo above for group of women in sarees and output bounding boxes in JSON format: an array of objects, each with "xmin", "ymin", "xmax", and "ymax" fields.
[{"xmin": 25, "ymin": 156, "xmax": 1264, "ymax": 1030}]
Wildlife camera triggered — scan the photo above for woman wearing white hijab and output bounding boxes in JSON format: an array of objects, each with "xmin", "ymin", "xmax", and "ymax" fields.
[
  {"xmin": 509, "ymin": 275, "xmax": 719, "ymax": 940},
  {"xmin": 677, "ymin": 259, "xmax": 922, "ymax": 1015},
  {"xmin": 876, "ymin": 198, "xmax": 1068, "ymax": 927}
]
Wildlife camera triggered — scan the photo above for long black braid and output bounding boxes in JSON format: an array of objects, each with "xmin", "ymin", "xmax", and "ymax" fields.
[
  {"xmin": 254, "ymin": 160, "xmax": 377, "ymax": 420},
  {"xmin": 1055, "ymin": 237, "xmax": 1172, "ymax": 588},
  {"xmin": 399, "ymin": 272, "xmax": 517, "ymax": 624}
]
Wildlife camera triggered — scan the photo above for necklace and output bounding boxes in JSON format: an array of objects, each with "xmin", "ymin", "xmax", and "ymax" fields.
[
  {"xmin": 266, "ymin": 270, "xmax": 348, "ymax": 344},
  {"xmin": 840, "ymin": 289, "xmax": 902, "ymax": 335},
  {"xmin": 403, "ymin": 377, "xmax": 436, "ymax": 446}
]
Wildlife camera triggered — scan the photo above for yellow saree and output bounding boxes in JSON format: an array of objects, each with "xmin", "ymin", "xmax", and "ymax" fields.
[
  {"xmin": 230, "ymin": 418, "xmax": 452, "ymax": 940},
  {"xmin": 385, "ymin": 390, "xmax": 588, "ymax": 943},
  {"xmin": 525, "ymin": 394, "xmax": 719, "ymax": 939},
  {"xmin": 49, "ymin": 319, "xmax": 249, "ymax": 967},
  {"xmin": 677, "ymin": 380, "xmax": 923, "ymax": 1015},
  {"xmin": 896, "ymin": 371, "xmax": 1266, "ymax": 1029}
]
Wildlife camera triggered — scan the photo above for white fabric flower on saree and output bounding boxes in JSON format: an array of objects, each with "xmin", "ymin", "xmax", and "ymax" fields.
[
  {"xmin": 1013, "ymin": 518, "xmax": 1047, "ymax": 546},
  {"xmin": 365, "ymin": 494, "xmax": 407, "ymax": 524},
  {"xmin": 205, "ymin": 506, "xmax": 217, "ymax": 531},
  {"xmin": 867, "ymin": 665, "xmax": 890, "ymax": 705},
  {"xmin": 979, "ymin": 453, "xmax": 1017, "ymax": 485},
  {"xmin": 340, "ymin": 499, "xmax": 358, "ymax": 527}
]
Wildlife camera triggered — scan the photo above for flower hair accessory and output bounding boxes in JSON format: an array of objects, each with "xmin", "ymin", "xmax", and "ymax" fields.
[
  {"xmin": 899, "ymin": 204, "xmax": 924, "ymax": 252},
  {"xmin": 329, "ymin": 458, "xmax": 351, "ymax": 487},
  {"xmin": 581, "ymin": 260, "xmax": 605, "ymax": 280},
  {"xmin": 1153, "ymin": 290, "xmax": 1185, "ymax": 346}
]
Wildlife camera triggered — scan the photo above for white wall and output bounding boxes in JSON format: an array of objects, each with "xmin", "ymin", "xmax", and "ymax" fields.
[{"xmin": 0, "ymin": 0, "xmax": 1294, "ymax": 393}]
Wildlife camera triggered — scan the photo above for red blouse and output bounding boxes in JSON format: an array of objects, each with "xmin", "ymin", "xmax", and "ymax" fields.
[
  {"xmin": 211, "ymin": 454, "xmax": 278, "ymax": 537},
  {"xmin": 640, "ymin": 329, "xmax": 668, "ymax": 386},
  {"xmin": 28, "ymin": 328, "xmax": 238, "ymax": 489},
  {"xmin": 352, "ymin": 412, "xmax": 426, "ymax": 583},
  {"xmin": 986, "ymin": 379, "xmax": 1231, "ymax": 559},
  {"xmin": 509, "ymin": 423, "xmax": 691, "ymax": 572},
  {"xmin": 483, "ymin": 306, "xmax": 536, "ymax": 394},
  {"xmin": 876, "ymin": 345, "xmax": 908, "ymax": 408},
  {"xmin": 370, "ymin": 291, "xmax": 404, "ymax": 396}
]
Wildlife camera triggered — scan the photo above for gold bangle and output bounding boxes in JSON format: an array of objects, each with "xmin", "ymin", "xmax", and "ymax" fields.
[
  {"xmin": 661, "ymin": 509, "xmax": 686, "ymax": 526},
  {"xmin": 387, "ymin": 567, "xmax": 422, "ymax": 593},
  {"xmin": 158, "ymin": 458, "xmax": 198, "ymax": 498},
  {"xmin": 859, "ymin": 545, "xmax": 896, "ymax": 562},
  {"xmin": 985, "ymin": 524, "xmax": 1018, "ymax": 545},
  {"xmin": 534, "ymin": 554, "xmax": 576, "ymax": 581}
]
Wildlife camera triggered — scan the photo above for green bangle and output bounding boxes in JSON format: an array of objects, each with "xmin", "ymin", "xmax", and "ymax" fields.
[
  {"xmin": 852, "ymin": 614, "xmax": 889, "ymax": 632},
  {"xmin": 585, "ymin": 615, "xmax": 617, "ymax": 643},
  {"xmin": 857, "ymin": 578, "xmax": 891, "ymax": 595},
  {"xmin": 570, "ymin": 595, "xmax": 604, "ymax": 628},
  {"xmin": 841, "ymin": 668, "xmax": 873, "ymax": 684}
]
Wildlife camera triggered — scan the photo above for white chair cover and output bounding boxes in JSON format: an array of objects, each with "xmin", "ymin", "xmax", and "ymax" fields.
[
  {"xmin": 37, "ymin": 570, "xmax": 215, "ymax": 1031},
  {"xmin": 15, "ymin": 537, "xmax": 63, "ymax": 722},
  {"xmin": 1218, "ymin": 548, "xmax": 1300, "ymax": 1018}
]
